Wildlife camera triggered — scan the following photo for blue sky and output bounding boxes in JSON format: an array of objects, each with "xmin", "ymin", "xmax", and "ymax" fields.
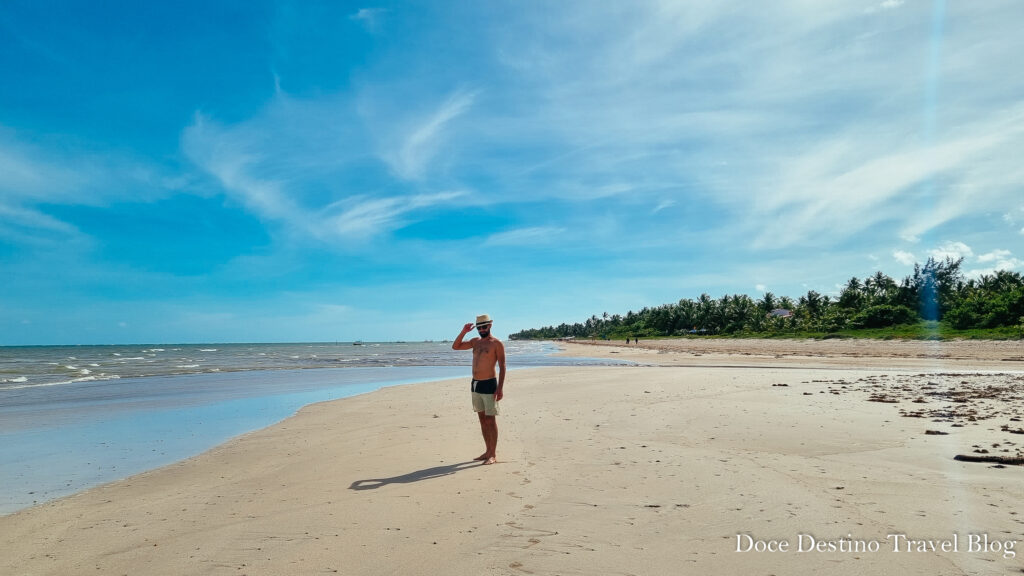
[{"xmin": 2, "ymin": 1, "xmax": 1023, "ymax": 345}]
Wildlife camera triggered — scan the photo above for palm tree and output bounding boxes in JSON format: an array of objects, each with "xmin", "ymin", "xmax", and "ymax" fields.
[
  {"xmin": 838, "ymin": 277, "xmax": 864, "ymax": 310},
  {"xmin": 864, "ymin": 271, "xmax": 897, "ymax": 306},
  {"xmin": 696, "ymin": 293, "xmax": 714, "ymax": 331},
  {"xmin": 676, "ymin": 299, "xmax": 698, "ymax": 332},
  {"xmin": 797, "ymin": 290, "xmax": 827, "ymax": 330}
]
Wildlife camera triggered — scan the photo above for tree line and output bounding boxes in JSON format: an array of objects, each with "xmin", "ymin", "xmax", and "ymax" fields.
[{"xmin": 510, "ymin": 258, "xmax": 1024, "ymax": 340}]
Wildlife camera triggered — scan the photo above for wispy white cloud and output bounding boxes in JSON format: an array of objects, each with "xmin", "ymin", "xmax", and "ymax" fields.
[
  {"xmin": 181, "ymin": 112, "xmax": 304, "ymax": 223},
  {"xmin": 349, "ymin": 8, "xmax": 388, "ymax": 33},
  {"xmin": 893, "ymin": 250, "xmax": 916, "ymax": 265},
  {"xmin": 484, "ymin": 226, "xmax": 565, "ymax": 247},
  {"xmin": 1006, "ymin": 207, "xmax": 1024, "ymax": 234},
  {"xmin": 977, "ymin": 249, "xmax": 1012, "ymax": 263},
  {"xmin": 181, "ymin": 94, "xmax": 470, "ymax": 244},
  {"xmin": 966, "ymin": 253, "xmax": 1024, "ymax": 279},
  {"xmin": 0, "ymin": 143, "xmax": 48, "ymax": 193},
  {"xmin": 0, "ymin": 127, "xmax": 183, "ymax": 245},
  {"xmin": 895, "ymin": 243, "xmax": 1020, "ymax": 278},
  {"xmin": 321, "ymin": 190, "xmax": 466, "ymax": 239},
  {"xmin": 0, "ymin": 203, "xmax": 77, "ymax": 234},
  {"xmin": 0, "ymin": 137, "xmax": 76, "ymax": 241},
  {"xmin": 997, "ymin": 257, "xmax": 1023, "ymax": 270},
  {"xmin": 188, "ymin": 1, "xmax": 1018, "ymax": 264},
  {"xmin": 885, "ymin": 242, "xmax": 1024, "ymax": 279},
  {"xmin": 747, "ymin": 103, "xmax": 1024, "ymax": 248},
  {"xmin": 375, "ymin": 89, "xmax": 478, "ymax": 181},
  {"xmin": 473, "ymin": 2, "xmax": 1024, "ymax": 251},
  {"xmin": 865, "ymin": 0, "xmax": 905, "ymax": 14},
  {"xmin": 652, "ymin": 199, "xmax": 675, "ymax": 214},
  {"xmin": 929, "ymin": 241, "xmax": 973, "ymax": 261},
  {"xmin": 0, "ymin": 202, "xmax": 82, "ymax": 246}
]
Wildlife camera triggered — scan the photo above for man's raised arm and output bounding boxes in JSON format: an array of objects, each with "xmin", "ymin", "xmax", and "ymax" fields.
[{"xmin": 452, "ymin": 323, "xmax": 476, "ymax": 350}]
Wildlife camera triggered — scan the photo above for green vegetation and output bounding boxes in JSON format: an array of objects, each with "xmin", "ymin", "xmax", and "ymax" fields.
[{"xmin": 510, "ymin": 258, "xmax": 1024, "ymax": 341}]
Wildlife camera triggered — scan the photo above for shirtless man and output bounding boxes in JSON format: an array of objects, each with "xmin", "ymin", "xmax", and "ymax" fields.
[{"xmin": 452, "ymin": 314, "xmax": 506, "ymax": 465}]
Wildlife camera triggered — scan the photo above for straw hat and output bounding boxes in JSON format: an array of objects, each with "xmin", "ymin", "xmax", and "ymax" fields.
[{"xmin": 475, "ymin": 314, "xmax": 493, "ymax": 326}]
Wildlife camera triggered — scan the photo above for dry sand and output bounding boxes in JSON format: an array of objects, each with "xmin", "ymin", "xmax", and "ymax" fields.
[
  {"xmin": 3, "ymin": 339, "xmax": 1023, "ymax": 575},
  {"xmin": 559, "ymin": 337, "xmax": 1024, "ymax": 371}
]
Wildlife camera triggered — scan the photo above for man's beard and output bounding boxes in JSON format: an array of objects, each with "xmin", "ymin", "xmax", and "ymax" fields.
[{"xmin": 478, "ymin": 328, "xmax": 490, "ymax": 337}]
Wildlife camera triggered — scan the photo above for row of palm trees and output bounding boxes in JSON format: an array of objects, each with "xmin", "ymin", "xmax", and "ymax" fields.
[{"xmin": 510, "ymin": 258, "xmax": 1024, "ymax": 339}]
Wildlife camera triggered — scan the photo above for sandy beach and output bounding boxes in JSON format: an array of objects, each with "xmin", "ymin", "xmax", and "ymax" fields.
[
  {"xmin": 558, "ymin": 337, "xmax": 1024, "ymax": 371},
  {"xmin": 3, "ymin": 339, "xmax": 1023, "ymax": 575}
]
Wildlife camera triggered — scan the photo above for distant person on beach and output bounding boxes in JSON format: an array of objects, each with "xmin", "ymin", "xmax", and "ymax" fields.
[{"xmin": 452, "ymin": 314, "xmax": 506, "ymax": 465}]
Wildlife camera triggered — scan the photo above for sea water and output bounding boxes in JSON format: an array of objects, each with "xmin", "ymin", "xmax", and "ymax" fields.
[{"xmin": 0, "ymin": 341, "xmax": 626, "ymax": 514}]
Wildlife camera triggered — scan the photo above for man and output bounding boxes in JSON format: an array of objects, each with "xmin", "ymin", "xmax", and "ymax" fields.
[{"xmin": 452, "ymin": 314, "xmax": 506, "ymax": 465}]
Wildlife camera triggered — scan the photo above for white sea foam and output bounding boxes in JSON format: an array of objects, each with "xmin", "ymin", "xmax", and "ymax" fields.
[
  {"xmin": 2, "ymin": 376, "xmax": 29, "ymax": 383},
  {"xmin": 200, "ymin": 349, "xmax": 218, "ymax": 352},
  {"xmin": 176, "ymin": 364, "xmax": 200, "ymax": 368},
  {"xmin": 79, "ymin": 369, "xmax": 92, "ymax": 375},
  {"xmin": 1, "ymin": 374, "xmax": 120, "ymax": 390}
]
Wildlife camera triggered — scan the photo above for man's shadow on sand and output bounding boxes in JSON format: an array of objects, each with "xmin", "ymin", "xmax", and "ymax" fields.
[{"xmin": 349, "ymin": 460, "xmax": 483, "ymax": 490}]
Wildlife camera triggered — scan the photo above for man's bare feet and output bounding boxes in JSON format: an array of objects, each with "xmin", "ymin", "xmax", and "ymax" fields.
[
  {"xmin": 473, "ymin": 453, "xmax": 489, "ymax": 461},
  {"xmin": 484, "ymin": 456, "xmax": 497, "ymax": 465}
]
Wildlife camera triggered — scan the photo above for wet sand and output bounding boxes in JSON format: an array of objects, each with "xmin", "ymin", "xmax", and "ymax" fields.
[{"xmin": 2, "ymin": 340, "xmax": 1022, "ymax": 575}]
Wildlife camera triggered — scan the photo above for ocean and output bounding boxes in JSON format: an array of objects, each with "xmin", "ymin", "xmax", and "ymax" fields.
[{"xmin": 0, "ymin": 341, "xmax": 626, "ymax": 515}]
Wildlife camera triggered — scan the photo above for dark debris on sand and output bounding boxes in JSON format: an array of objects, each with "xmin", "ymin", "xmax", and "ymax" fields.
[{"xmin": 811, "ymin": 372, "xmax": 1024, "ymax": 466}]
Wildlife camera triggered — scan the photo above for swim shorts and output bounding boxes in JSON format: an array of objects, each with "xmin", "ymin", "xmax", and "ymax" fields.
[
  {"xmin": 471, "ymin": 378, "xmax": 499, "ymax": 415},
  {"xmin": 472, "ymin": 392, "xmax": 499, "ymax": 416},
  {"xmin": 470, "ymin": 378, "xmax": 498, "ymax": 394}
]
